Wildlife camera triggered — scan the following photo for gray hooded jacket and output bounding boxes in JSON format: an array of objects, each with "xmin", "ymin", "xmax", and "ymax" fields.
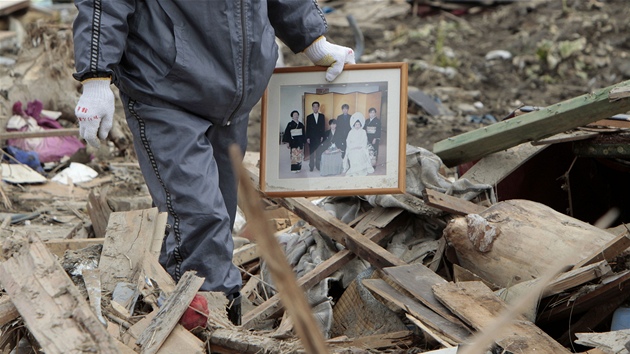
[{"xmin": 73, "ymin": 0, "xmax": 327, "ymax": 126}]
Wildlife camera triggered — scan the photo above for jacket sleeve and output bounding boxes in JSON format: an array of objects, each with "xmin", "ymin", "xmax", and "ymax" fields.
[
  {"xmin": 267, "ymin": 0, "xmax": 327, "ymax": 53},
  {"xmin": 72, "ymin": 0, "xmax": 136, "ymax": 81}
]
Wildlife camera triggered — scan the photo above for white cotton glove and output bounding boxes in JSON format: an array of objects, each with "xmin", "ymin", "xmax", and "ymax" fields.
[
  {"xmin": 75, "ymin": 78, "xmax": 115, "ymax": 147},
  {"xmin": 304, "ymin": 36, "xmax": 355, "ymax": 82}
]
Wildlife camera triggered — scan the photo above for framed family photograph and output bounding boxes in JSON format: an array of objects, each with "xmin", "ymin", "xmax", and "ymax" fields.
[{"xmin": 260, "ymin": 62, "xmax": 408, "ymax": 197}]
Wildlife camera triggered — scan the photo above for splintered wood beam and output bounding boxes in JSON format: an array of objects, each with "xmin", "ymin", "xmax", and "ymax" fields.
[
  {"xmin": 273, "ymin": 197, "xmax": 405, "ymax": 269},
  {"xmin": 573, "ymin": 229, "xmax": 630, "ymax": 269},
  {"xmin": 383, "ymin": 264, "xmax": 467, "ymax": 326},
  {"xmin": 87, "ymin": 188, "xmax": 113, "ymax": 239},
  {"xmin": 242, "ymin": 209, "xmax": 405, "ymax": 329},
  {"xmin": 433, "ymin": 281, "xmax": 570, "ymax": 354},
  {"xmin": 538, "ymin": 271, "xmax": 630, "ymax": 323},
  {"xmin": 422, "ymin": 188, "xmax": 486, "ymax": 215},
  {"xmin": 327, "ymin": 330, "xmax": 416, "ymax": 351},
  {"xmin": 136, "ymin": 271, "xmax": 204, "ymax": 354},
  {"xmin": 0, "ymin": 232, "xmax": 119, "ymax": 354},
  {"xmin": 433, "ymin": 79, "xmax": 630, "ymax": 167},
  {"xmin": 231, "ymin": 145, "xmax": 330, "ymax": 354},
  {"xmin": 124, "ymin": 309, "xmax": 204, "ymax": 354},
  {"xmin": 99, "ymin": 208, "xmax": 166, "ymax": 293}
]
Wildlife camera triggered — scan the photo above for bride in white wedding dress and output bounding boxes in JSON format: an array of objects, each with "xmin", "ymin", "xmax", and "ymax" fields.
[{"xmin": 343, "ymin": 112, "xmax": 374, "ymax": 177}]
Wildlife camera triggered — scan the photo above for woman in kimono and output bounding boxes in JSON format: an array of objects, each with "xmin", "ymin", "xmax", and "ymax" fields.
[
  {"xmin": 343, "ymin": 113, "xmax": 374, "ymax": 177},
  {"xmin": 282, "ymin": 110, "xmax": 306, "ymax": 173}
]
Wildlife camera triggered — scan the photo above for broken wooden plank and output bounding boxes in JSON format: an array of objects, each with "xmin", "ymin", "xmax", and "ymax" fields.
[
  {"xmin": 461, "ymin": 143, "xmax": 546, "ymax": 186},
  {"xmin": 574, "ymin": 330, "xmax": 630, "ymax": 353},
  {"xmin": 531, "ymin": 130, "xmax": 599, "ymax": 146},
  {"xmin": 452, "ymin": 264, "xmax": 499, "ymax": 290},
  {"xmin": 433, "ymin": 281, "xmax": 570, "ymax": 354},
  {"xmin": 0, "ymin": 296, "xmax": 19, "ymax": 327},
  {"xmin": 497, "ymin": 260, "xmax": 612, "ymax": 313},
  {"xmin": 0, "ymin": 0, "xmax": 30, "ymax": 16},
  {"xmin": 609, "ymin": 85, "xmax": 630, "ymax": 101},
  {"xmin": 557, "ymin": 286, "xmax": 630, "ymax": 346},
  {"xmin": 573, "ymin": 229, "xmax": 630, "ymax": 270},
  {"xmin": 210, "ymin": 328, "xmax": 301, "ymax": 353},
  {"xmin": 232, "ymin": 146, "xmax": 330, "ymax": 354},
  {"xmin": 0, "ymin": 232, "xmax": 118, "ymax": 354},
  {"xmin": 273, "ymin": 197, "xmax": 405, "ymax": 269},
  {"xmin": 0, "ymin": 128, "xmax": 80, "ymax": 140},
  {"xmin": 242, "ymin": 209, "xmax": 405, "ymax": 329},
  {"xmin": 99, "ymin": 208, "xmax": 165, "ymax": 292},
  {"xmin": 383, "ymin": 263, "xmax": 466, "ymax": 326},
  {"xmin": 123, "ymin": 309, "xmax": 204, "ymax": 354},
  {"xmin": 545, "ymin": 260, "xmax": 612, "ymax": 297},
  {"xmin": 136, "ymin": 271, "xmax": 205, "ymax": 354},
  {"xmin": 328, "ymin": 330, "xmax": 416, "ymax": 351},
  {"xmin": 405, "ymin": 314, "xmax": 453, "ymax": 348},
  {"xmin": 233, "ymin": 243, "xmax": 258, "ymax": 266},
  {"xmin": 422, "ymin": 188, "xmax": 486, "ymax": 215},
  {"xmin": 44, "ymin": 237, "xmax": 104, "ymax": 258},
  {"xmin": 362, "ymin": 278, "xmax": 470, "ymax": 345},
  {"xmin": 87, "ymin": 188, "xmax": 113, "ymax": 239},
  {"xmin": 538, "ymin": 271, "xmax": 630, "ymax": 323},
  {"xmin": 433, "ymin": 79, "xmax": 630, "ymax": 167}
]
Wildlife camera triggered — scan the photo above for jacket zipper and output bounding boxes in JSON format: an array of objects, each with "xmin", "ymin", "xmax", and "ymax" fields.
[{"xmin": 227, "ymin": 0, "xmax": 247, "ymax": 126}]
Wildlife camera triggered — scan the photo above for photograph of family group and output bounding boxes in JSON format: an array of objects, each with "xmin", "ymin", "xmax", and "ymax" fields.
[
  {"xmin": 260, "ymin": 64, "xmax": 407, "ymax": 197},
  {"xmin": 279, "ymin": 94, "xmax": 386, "ymax": 180}
]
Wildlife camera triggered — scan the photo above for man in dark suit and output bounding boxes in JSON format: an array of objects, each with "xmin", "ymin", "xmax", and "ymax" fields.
[
  {"xmin": 306, "ymin": 101, "xmax": 326, "ymax": 171},
  {"xmin": 336, "ymin": 103, "xmax": 352, "ymax": 143}
]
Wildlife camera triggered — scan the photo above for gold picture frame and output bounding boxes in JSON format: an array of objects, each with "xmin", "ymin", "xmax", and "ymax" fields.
[{"xmin": 260, "ymin": 63, "xmax": 408, "ymax": 197}]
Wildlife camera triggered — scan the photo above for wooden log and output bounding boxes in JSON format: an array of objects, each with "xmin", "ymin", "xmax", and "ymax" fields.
[
  {"xmin": 242, "ymin": 209, "xmax": 405, "ymax": 329},
  {"xmin": 0, "ymin": 232, "xmax": 118, "ymax": 354},
  {"xmin": 231, "ymin": 145, "xmax": 330, "ymax": 354},
  {"xmin": 433, "ymin": 281, "xmax": 570, "ymax": 354},
  {"xmin": 443, "ymin": 199, "xmax": 616, "ymax": 288},
  {"xmin": 136, "ymin": 271, "xmax": 205, "ymax": 354},
  {"xmin": 433, "ymin": 79, "xmax": 630, "ymax": 167},
  {"xmin": 99, "ymin": 208, "xmax": 165, "ymax": 292}
]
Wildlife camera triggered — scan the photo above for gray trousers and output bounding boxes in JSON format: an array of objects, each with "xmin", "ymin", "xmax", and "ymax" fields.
[{"xmin": 121, "ymin": 93, "xmax": 244, "ymax": 295}]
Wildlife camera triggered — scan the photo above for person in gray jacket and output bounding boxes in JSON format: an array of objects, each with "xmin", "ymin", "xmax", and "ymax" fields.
[{"xmin": 72, "ymin": 0, "xmax": 355, "ymax": 325}]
